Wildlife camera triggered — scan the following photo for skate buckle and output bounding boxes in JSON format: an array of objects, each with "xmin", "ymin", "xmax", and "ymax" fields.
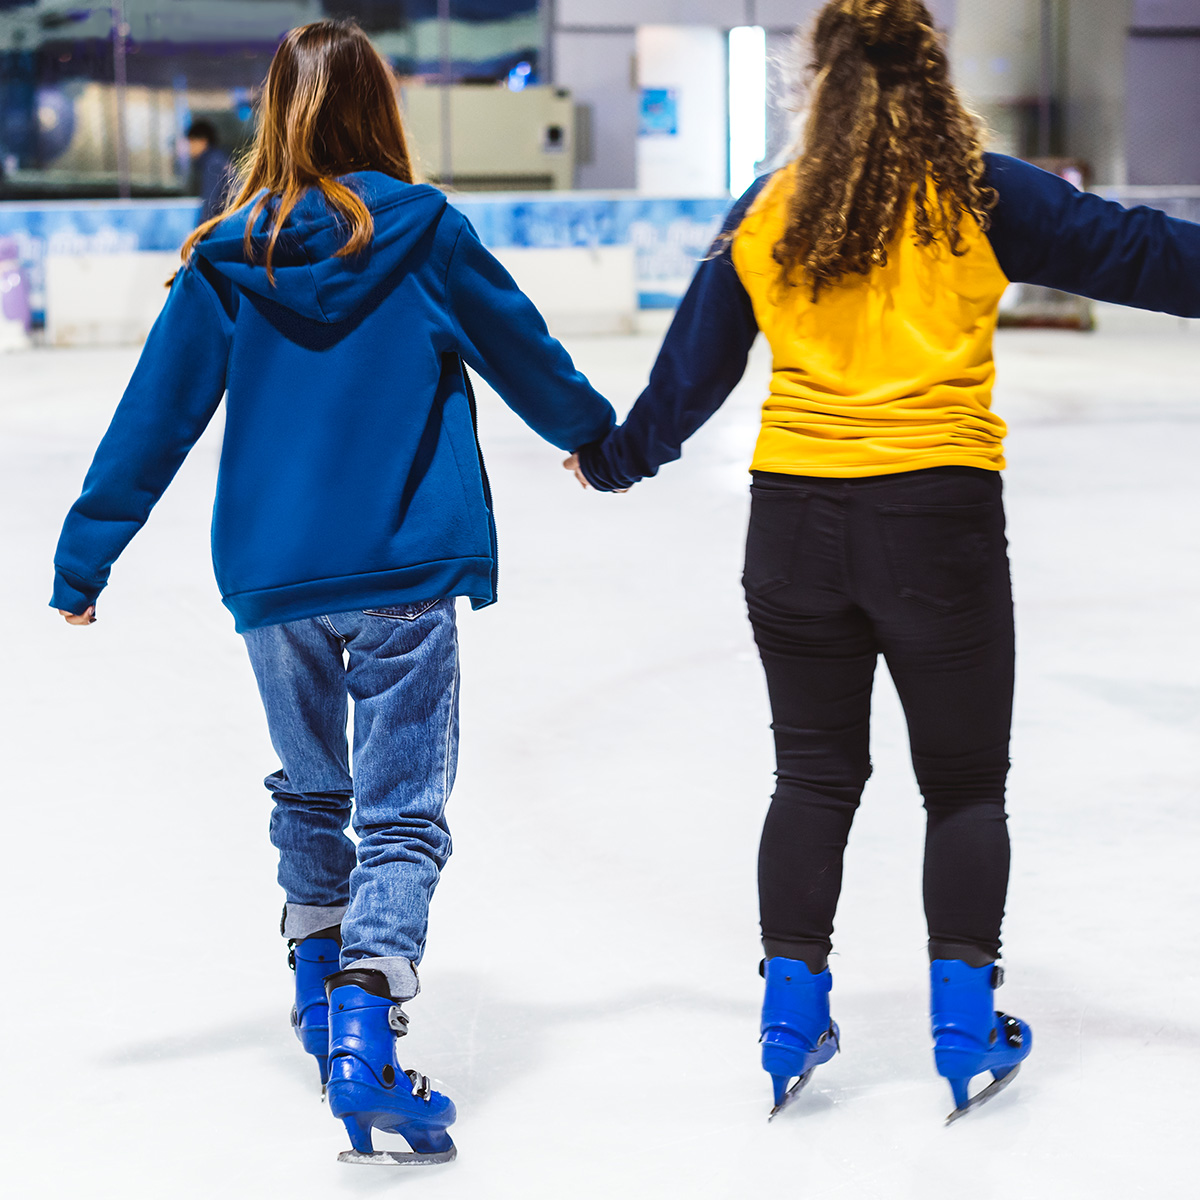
[
  {"xmin": 387, "ymin": 1006, "xmax": 410, "ymax": 1037},
  {"xmin": 405, "ymin": 1069, "xmax": 432, "ymax": 1101}
]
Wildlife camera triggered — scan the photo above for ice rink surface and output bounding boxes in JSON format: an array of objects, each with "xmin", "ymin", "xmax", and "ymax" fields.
[{"xmin": 3, "ymin": 323, "xmax": 1199, "ymax": 1199}]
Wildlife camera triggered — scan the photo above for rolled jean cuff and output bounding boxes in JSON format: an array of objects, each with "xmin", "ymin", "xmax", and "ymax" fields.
[
  {"xmin": 282, "ymin": 903, "xmax": 348, "ymax": 941},
  {"xmin": 350, "ymin": 955, "xmax": 420, "ymax": 1002}
]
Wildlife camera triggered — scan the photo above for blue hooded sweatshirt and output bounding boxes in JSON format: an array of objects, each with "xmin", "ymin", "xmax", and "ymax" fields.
[{"xmin": 50, "ymin": 174, "xmax": 616, "ymax": 632}]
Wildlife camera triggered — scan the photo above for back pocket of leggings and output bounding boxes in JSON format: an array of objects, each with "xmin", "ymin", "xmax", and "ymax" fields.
[
  {"xmin": 362, "ymin": 599, "xmax": 442, "ymax": 621},
  {"xmin": 879, "ymin": 503, "xmax": 997, "ymax": 611},
  {"xmin": 742, "ymin": 488, "xmax": 810, "ymax": 597}
]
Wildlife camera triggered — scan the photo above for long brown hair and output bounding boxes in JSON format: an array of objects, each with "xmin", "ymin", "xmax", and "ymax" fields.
[
  {"xmin": 775, "ymin": 0, "xmax": 995, "ymax": 296},
  {"xmin": 181, "ymin": 19, "xmax": 415, "ymax": 283}
]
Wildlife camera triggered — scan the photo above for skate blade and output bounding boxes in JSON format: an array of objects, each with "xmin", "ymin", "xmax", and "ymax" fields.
[
  {"xmin": 945, "ymin": 1064, "xmax": 1020, "ymax": 1126},
  {"xmin": 338, "ymin": 1145, "xmax": 457, "ymax": 1167},
  {"xmin": 768, "ymin": 1069, "xmax": 815, "ymax": 1121}
]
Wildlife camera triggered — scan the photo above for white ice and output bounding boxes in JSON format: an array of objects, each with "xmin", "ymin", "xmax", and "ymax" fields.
[{"xmin": 2, "ymin": 323, "xmax": 1199, "ymax": 1199}]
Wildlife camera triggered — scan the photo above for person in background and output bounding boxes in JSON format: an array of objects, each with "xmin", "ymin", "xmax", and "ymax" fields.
[
  {"xmin": 569, "ymin": 0, "xmax": 1200, "ymax": 1124},
  {"xmin": 52, "ymin": 20, "xmax": 615, "ymax": 1167},
  {"xmin": 186, "ymin": 119, "xmax": 232, "ymax": 223}
]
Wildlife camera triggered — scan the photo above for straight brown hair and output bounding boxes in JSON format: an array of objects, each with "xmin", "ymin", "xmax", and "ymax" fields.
[{"xmin": 180, "ymin": 20, "xmax": 415, "ymax": 283}]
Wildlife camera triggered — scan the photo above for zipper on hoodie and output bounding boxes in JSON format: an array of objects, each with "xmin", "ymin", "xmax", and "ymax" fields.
[{"xmin": 458, "ymin": 356, "xmax": 499, "ymax": 599}]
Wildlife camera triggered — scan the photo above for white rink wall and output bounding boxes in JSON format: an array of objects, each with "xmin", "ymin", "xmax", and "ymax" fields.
[
  {"xmin": 0, "ymin": 192, "xmax": 730, "ymax": 347},
  {"xmin": 44, "ymin": 251, "xmax": 179, "ymax": 347},
  {"xmin": 36, "ymin": 243, "xmax": 640, "ymax": 345},
  {"xmin": 2, "ymin": 325, "xmax": 1199, "ymax": 1198}
]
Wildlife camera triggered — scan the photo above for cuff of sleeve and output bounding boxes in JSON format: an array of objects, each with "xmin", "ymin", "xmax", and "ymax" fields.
[
  {"xmin": 50, "ymin": 570, "xmax": 102, "ymax": 615},
  {"xmin": 577, "ymin": 442, "xmax": 633, "ymax": 493}
]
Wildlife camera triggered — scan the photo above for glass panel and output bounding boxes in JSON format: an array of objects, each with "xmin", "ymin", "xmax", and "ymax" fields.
[{"xmin": 0, "ymin": 2, "xmax": 548, "ymax": 200}]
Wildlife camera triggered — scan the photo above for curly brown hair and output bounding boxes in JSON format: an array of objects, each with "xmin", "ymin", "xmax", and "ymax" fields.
[{"xmin": 774, "ymin": 0, "xmax": 996, "ymax": 297}]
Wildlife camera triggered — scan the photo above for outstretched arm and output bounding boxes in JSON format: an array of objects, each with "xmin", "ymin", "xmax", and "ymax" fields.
[
  {"xmin": 985, "ymin": 153, "xmax": 1200, "ymax": 315},
  {"xmin": 51, "ymin": 263, "xmax": 231, "ymax": 617},
  {"xmin": 445, "ymin": 217, "xmax": 616, "ymax": 452},
  {"xmin": 575, "ymin": 178, "xmax": 770, "ymax": 493}
]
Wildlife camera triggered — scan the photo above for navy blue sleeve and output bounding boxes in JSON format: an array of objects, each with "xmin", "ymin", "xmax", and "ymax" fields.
[
  {"xmin": 576, "ymin": 177, "xmax": 769, "ymax": 492},
  {"xmin": 445, "ymin": 217, "xmax": 616, "ymax": 453},
  {"xmin": 50, "ymin": 264, "xmax": 230, "ymax": 614},
  {"xmin": 985, "ymin": 152, "xmax": 1200, "ymax": 316}
]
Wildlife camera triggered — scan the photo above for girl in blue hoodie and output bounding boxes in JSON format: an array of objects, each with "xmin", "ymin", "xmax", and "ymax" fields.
[{"xmin": 52, "ymin": 20, "xmax": 615, "ymax": 1166}]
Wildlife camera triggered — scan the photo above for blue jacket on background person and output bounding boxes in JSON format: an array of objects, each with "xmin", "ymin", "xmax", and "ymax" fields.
[
  {"xmin": 50, "ymin": 172, "xmax": 616, "ymax": 631},
  {"xmin": 194, "ymin": 143, "xmax": 233, "ymax": 223}
]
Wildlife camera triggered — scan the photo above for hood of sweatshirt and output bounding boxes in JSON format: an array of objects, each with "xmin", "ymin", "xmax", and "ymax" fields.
[{"xmin": 192, "ymin": 172, "xmax": 449, "ymax": 324}]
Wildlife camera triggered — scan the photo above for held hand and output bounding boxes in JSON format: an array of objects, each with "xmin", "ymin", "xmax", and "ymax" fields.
[
  {"xmin": 58, "ymin": 607, "xmax": 96, "ymax": 626},
  {"xmin": 563, "ymin": 453, "xmax": 590, "ymax": 489},
  {"xmin": 562, "ymin": 453, "xmax": 629, "ymax": 493}
]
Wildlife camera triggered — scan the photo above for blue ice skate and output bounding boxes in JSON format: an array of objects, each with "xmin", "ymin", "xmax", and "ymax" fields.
[
  {"xmin": 289, "ymin": 934, "xmax": 341, "ymax": 1090},
  {"xmin": 325, "ymin": 969, "xmax": 457, "ymax": 1166},
  {"xmin": 760, "ymin": 958, "xmax": 840, "ymax": 1119},
  {"xmin": 930, "ymin": 960, "xmax": 1032, "ymax": 1124}
]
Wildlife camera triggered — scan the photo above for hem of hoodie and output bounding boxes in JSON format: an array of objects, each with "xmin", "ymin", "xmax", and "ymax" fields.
[
  {"xmin": 49, "ymin": 567, "xmax": 104, "ymax": 615},
  {"xmin": 219, "ymin": 556, "xmax": 492, "ymax": 638},
  {"xmin": 747, "ymin": 449, "xmax": 1007, "ymax": 478},
  {"xmin": 222, "ymin": 557, "xmax": 495, "ymax": 633}
]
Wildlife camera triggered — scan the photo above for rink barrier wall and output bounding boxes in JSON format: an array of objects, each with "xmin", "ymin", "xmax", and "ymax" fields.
[
  {"xmin": 0, "ymin": 193, "xmax": 730, "ymax": 345},
  {"xmin": 3, "ymin": 188, "xmax": 1198, "ymax": 347}
]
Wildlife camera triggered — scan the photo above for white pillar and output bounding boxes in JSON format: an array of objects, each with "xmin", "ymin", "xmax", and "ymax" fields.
[
  {"xmin": 729, "ymin": 24, "xmax": 768, "ymax": 195},
  {"xmin": 636, "ymin": 26, "xmax": 729, "ymax": 197}
]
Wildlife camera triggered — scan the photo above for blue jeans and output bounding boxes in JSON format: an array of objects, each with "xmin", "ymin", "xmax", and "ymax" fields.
[{"xmin": 242, "ymin": 599, "xmax": 459, "ymax": 1000}]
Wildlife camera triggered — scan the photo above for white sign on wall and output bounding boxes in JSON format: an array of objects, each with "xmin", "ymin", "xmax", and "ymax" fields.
[{"xmin": 636, "ymin": 26, "xmax": 728, "ymax": 197}]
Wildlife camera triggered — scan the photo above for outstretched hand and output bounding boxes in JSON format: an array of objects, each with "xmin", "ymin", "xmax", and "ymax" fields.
[{"xmin": 58, "ymin": 607, "xmax": 96, "ymax": 626}]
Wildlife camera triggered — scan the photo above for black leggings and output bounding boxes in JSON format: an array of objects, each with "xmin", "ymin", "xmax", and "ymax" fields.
[{"xmin": 745, "ymin": 467, "xmax": 1014, "ymax": 972}]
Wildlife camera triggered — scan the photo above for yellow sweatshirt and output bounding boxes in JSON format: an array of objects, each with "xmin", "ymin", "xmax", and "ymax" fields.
[
  {"xmin": 733, "ymin": 170, "xmax": 1009, "ymax": 477},
  {"xmin": 578, "ymin": 154, "xmax": 1200, "ymax": 493}
]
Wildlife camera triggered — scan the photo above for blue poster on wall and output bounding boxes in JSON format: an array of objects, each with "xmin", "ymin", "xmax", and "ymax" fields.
[{"xmin": 639, "ymin": 88, "xmax": 679, "ymax": 137}]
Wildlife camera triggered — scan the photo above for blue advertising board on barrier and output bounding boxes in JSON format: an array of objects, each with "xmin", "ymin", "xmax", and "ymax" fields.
[
  {"xmin": 0, "ymin": 192, "xmax": 729, "ymax": 325},
  {"xmin": 6, "ymin": 187, "xmax": 1197, "ymax": 329},
  {"xmin": 450, "ymin": 194, "xmax": 727, "ymax": 308},
  {"xmin": 0, "ymin": 199, "xmax": 201, "ymax": 325}
]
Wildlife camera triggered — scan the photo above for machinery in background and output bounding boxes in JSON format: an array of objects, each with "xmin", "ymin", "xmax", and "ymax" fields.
[
  {"xmin": 2, "ymin": 79, "xmax": 577, "ymax": 198},
  {"xmin": 401, "ymin": 84, "xmax": 575, "ymax": 192}
]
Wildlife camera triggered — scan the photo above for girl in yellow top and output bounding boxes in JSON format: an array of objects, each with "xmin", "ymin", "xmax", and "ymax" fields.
[{"xmin": 574, "ymin": 0, "xmax": 1200, "ymax": 1123}]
